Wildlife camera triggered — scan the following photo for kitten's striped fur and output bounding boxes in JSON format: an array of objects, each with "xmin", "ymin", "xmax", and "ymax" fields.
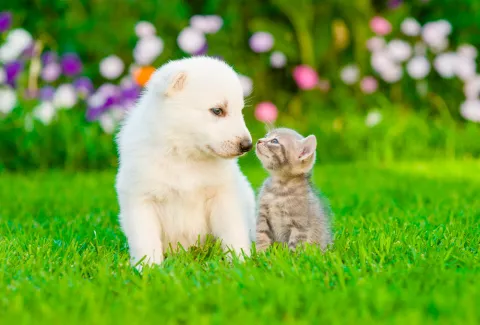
[{"xmin": 255, "ymin": 128, "xmax": 333, "ymax": 251}]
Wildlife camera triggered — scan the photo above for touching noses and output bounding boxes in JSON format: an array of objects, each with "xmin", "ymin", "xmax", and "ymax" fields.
[{"xmin": 239, "ymin": 139, "xmax": 253, "ymax": 153}]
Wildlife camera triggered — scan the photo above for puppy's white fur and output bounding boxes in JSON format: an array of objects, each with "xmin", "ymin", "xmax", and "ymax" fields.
[{"xmin": 115, "ymin": 56, "xmax": 256, "ymax": 267}]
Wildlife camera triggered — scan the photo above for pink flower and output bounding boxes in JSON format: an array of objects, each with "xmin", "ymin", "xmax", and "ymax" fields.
[
  {"xmin": 360, "ymin": 76, "xmax": 378, "ymax": 94},
  {"xmin": 255, "ymin": 102, "xmax": 278, "ymax": 123},
  {"xmin": 292, "ymin": 65, "xmax": 318, "ymax": 90},
  {"xmin": 370, "ymin": 16, "xmax": 392, "ymax": 36}
]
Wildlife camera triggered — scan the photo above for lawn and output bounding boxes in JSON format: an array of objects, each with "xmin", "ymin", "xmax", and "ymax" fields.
[{"xmin": 0, "ymin": 161, "xmax": 479, "ymax": 324}]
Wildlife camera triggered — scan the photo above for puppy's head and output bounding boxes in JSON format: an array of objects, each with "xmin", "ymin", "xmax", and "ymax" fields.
[{"xmin": 146, "ymin": 56, "xmax": 252, "ymax": 159}]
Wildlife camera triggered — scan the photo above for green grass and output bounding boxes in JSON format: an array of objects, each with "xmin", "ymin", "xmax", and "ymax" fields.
[{"xmin": 1, "ymin": 161, "xmax": 479, "ymax": 324}]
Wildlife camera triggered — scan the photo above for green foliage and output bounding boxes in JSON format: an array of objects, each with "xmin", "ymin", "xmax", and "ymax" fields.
[{"xmin": 1, "ymin": 162, "xmax": 479, "ymax": 324}]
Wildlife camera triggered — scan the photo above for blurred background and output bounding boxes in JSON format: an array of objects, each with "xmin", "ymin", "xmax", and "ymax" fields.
[{"xmin": 1, "ymin": 0, "xmax": 479, "ymax": 171}]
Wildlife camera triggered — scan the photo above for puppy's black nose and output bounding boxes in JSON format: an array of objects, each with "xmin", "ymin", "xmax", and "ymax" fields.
[{"xmin": 239, "ymin": 139, "xmax": 253, "ymax": 153}]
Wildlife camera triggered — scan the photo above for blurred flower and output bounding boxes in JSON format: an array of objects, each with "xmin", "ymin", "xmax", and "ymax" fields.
[
  {"xmin": 388, "ymin": 0, "xmax": 403, "ymax": 9},
  {"xmin": 0, "ymin": 12, "xmax": 12, "ymax": 33},
  {"xmin": 460, "ymin": 100, "xmax": 480, "ymax": 122},
  {"xmin": 249, "ymin": 32, "xmax": 274, "ymax": 53},
  {"xmin": 293, "ymin": 65, "xmax": 318, "ymax": 90},
  {"xmin": 33, "ymin": 101, "xmax": 56, "ymax": 125},
  {"xmin": 53, "ymin": 84, "xmax": 77, "ymax": 109},
  {"xmin": 99, "ymin": 113, "xmax": 116, "ymax": 134},
  {"xmin": 455, "ymin": 56, "xmax": 476, "ymax": 81},
  {"xmin": 433, "ymin": 52, "xmax": 456, "ymax": 78},
  {"xmin": 371, "ymin": 50, "xmax": 393, "ymax": 73},
  {"xmin": 120, "ymin": 77, "xmax": 141, "ymax": 102},
  {"xmin": 61, "ymin": 53, "xmax": 82, "ymax": 76},
  {"xmin": 407, "ymin": 56, "xmax": 430, "ymax": 79},
  {"xmin": 457, "ymin": 44, "xmax": 477, "ymax": 59},
  {"xmin": 41, "ymin": 63, "xmax": 61, "ymax": 82},
  {"xmin": 369, "ymin": 16, "xmax": 392, "ymax": 36},
  {"xmin": 360, "ymin": 76, "xmax": 378, "ymax": 94},
  {"xmin": 422, "ymin": 20, "xmax": 451, "ymax": 52},
  {"xmin": 4, "ymin": 60, "xmax": 23, "ymax": 86},
  {"xmin": 401, "ymin": 18, "xmax": 421, "ymax": 36},
  {"xmin": 366, "ymin": 36, "xmax": 385, "ymax": 52},
  {"xmin": 365, "ymin": 110, "xmax": 382, "ymax": 127},
  {"xmin": 134, "ymin": 35, "xmax": 164, "ymax": 65},
  {"xmin": 135, "ymin": 21, "xmax": 156, "ymax": 38},
  {"xmin": 41, "ymin": 51, "xmax": 57, "ymax": 65},
  {"xmin": 133, "ymin": 66, "xmax": 155, "ymax": 87},
  {"xmin": 39, "ymin": 86, "xmax": 55, "ymax": 101},
  {"xmin": 177, "ymin": 27, "xmax": 206, "ymax": 55},
  {"xmin": 387, "ymin": 39, "xmax": 412, "ymax": 62},
  {"xmin": 73, "ymin": 77, "xmax": 94, "ymax": 97},
  {"xmin": 7, "ymin": 28, "xmax": 32, "ymax": 52},
  {"xmin": 340, "ymin": 64, "xmax": 360, "ymax": 85},
  {"xmin": 381, "ymin": 64, "xmax": 403, "ymax": 83},
  {"xmin": 100, "ymin": 55, "xmax": 125, "ymax": 80},
  {"xmin": 0, "ymin": 87, "xmax": 16, "ymax": 114},
  {"xmin": 270, "ymin": 51, "xmax": 287, "ymax": 68},
  {"xmin": 193, "ymin": 42, "xmax": 208, "ymax": 56},
  {"xmin": 190, "ymin": 15, "xmax": 223, "ymax": 34},
  {"xmin": 255, "ymin": 102, "xmax": 278, "ymax": 123},
  {"xmin": 463, "ymin": 76, "xmax": 480, "ymax": 100},
  {"xmin": 0, "ymin": 66, "xmax": 5, "ymax": 84},
  {"xmin": 238, "ymin": 74, "xmax": 253, "ymax": 97},
  {"xmin": 22, "ymin": 43, "xmax": 37, "ymax": 58}
]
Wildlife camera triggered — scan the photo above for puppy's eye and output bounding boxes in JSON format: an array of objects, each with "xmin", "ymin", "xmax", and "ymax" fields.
[
  {"xmin": 271, "ymin": 138, "xmax": 279, "ymax": 144},
  {"xmin": 210, "ymin": 107, "xmax": 225, "ymax": 117}
]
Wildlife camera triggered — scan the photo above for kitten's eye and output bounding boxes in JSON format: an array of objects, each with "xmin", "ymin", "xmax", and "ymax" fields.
[
  {"xmin": 210, "ymin": 107, "xmax": 225, "ymax": 117},
  {"xmin": 270, "ymin": 138, "xmax": 279, "ymax": 144}
]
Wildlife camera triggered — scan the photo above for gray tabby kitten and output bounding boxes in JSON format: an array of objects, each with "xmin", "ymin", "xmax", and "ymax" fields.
[{"xmin": 255, "ymin": 128, "xmax": 333, "ymax": 252}]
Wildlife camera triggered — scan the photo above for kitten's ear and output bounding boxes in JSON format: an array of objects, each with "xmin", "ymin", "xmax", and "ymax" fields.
[
  {"xmin": 165, "ymin": 72, "xmax": 187, "ymax": 97},
  {"xmin": 298, "ymin": 135, "xmax": 317, "ymax": 161}
]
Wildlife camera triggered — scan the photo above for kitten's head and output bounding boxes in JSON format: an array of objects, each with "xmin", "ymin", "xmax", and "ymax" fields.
[{"xmin": 255, "ymin": 128, "xmax": 317, "ymax": 176}]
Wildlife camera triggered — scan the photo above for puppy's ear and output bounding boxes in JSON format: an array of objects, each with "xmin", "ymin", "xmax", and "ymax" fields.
[
  {"xmin": 165, "ymin": 72, "xmax": 187, "ymax": 97},
  {"xmin": 298, "ymin": 135, "xmax": 316, "ymax": 162}
]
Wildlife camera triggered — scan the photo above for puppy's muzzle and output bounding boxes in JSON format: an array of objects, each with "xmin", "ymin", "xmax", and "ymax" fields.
[{"xmin": 239, "ymin": 139, "xmax": 253, "ymax": 153}]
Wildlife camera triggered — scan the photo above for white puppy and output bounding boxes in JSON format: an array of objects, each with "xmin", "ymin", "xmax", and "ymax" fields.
[{"xmin": 115, "ymin": 56, "xmax": 256, "ymax": 267}]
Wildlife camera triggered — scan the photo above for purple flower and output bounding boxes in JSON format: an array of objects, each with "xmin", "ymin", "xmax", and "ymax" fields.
[
  {"xmin": 193, "ymin": 43, "xmax": 208, "ymax": 56},
  {"xmin": 74, "ymin": 77, "xmax": 94, "ymax": 97},
  {"xmin": 0, "ymin": 12, "xmax": 12, "ymax": 33},
  {"xmin": 5, "ymin": 61, "xmax": 23, "ymax": 87},
  {"xmin": 41, "ymin": 51, "xmax": 58, "ymax": 65},
  {"xmin": 61, "ymin": 53, "xmax": 82, "ymax": 76},
  {"xmin": 39, "ymin": 86, "xmax": 55, "ymax": 101},
  {"xmin": 388, "ymin": 0, "xmax": 403, "ymax": 9}
]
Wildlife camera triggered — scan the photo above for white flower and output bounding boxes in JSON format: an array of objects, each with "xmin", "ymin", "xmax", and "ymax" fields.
[
  {"xmin": 177, "ymin": 27, "xmax": 206, "ymax": 54},
  {"xmin": 249, "ymin": 32, "xmax": 274, "ymax": 53},
  {"xmin": 7, "ymin": 28, "xmax": 32, "ymax": 52},
  {"xmin": 455, "ymin": 56, "xmax": 476, "ymax": 81},
  {"xmin": 87, "ymin": 91, "xmax": 107, "ymax": 108},
  {"xmin": 340, "ymin": 64, "xmax": 360, "ymax": 85},
  {"xmin": 238, "ymin": 74, "xmax": 253, "ymax": 97},
  {"xmin": 0, "ymin": 42, "xmax": 23, "ymax": 63},
  {"xmin": 387, "ymin": 39, "xmax": 412, "ymax": 62},
  {"xmin": 381, "ymin": 64, "xmax": 403, "ymax": 83},
  {"xmin": 135, "ymin": 21, "xmax": 156, "ymax": 38},
  {"xmin": 464, "ymin": 76, "xmax": 480, "ymax": 100},
  {"xmin": 365, "ymin": 110, "xmax": 382, "ymax": 127},
  {"xmin": 401, "ymin": 18, "xmax": 421, "ymax": 36},
  {"xmin": 190, "ymin": 15, "xmax": 223, "ymax": 34},
  {"xmin": 434, "ymin": 52, "xmax": 457, "ymax": 78},
  {"xmin": 99, "ymin": 113, "xmax": 116, "ymax": 134},
  {"xmin": 0, "ymin": 67, "xmax": 5, "ymax": 84},
  {"xmin": 460, "ymin": 99, "xmax": 480, "ymax": 122},
  {"xmin": 270, "ymin": 51, "xmax": 287, "ymax": 68},
  {"xmin": 133, "ymin": 36, "xmax": 164, "ymax": 65},
  {"xmin": 422, "ymin": 21, "xmax": 451, "ymax": 52},
  {"xmin": 100, "ymin": 55, "xmax": 125, "ymax": 80},
  {"xmin": 407, "ymin": 56, "xmax": 431, "ymax": 80},
  {"xmin": 0, "ymin": 87, "xmax": 17, "ymax": 114},
  {"xmin": 366, "ymin": 36, "xmax": 385, "ymax": 52},
  {"xmin": 457, "ymin": 44, "xmax": 477, "ymax": 59},
  {"xmin": 53, "ymin": 84, "xmax": 77, "ymax": 109},
  {"xmin": 371, "ymin": 50, "xmax": 398, "ymax": 77},
  {"xmin": 33, "ymin": 101, "xmax": 56, "ymax": 125}
]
